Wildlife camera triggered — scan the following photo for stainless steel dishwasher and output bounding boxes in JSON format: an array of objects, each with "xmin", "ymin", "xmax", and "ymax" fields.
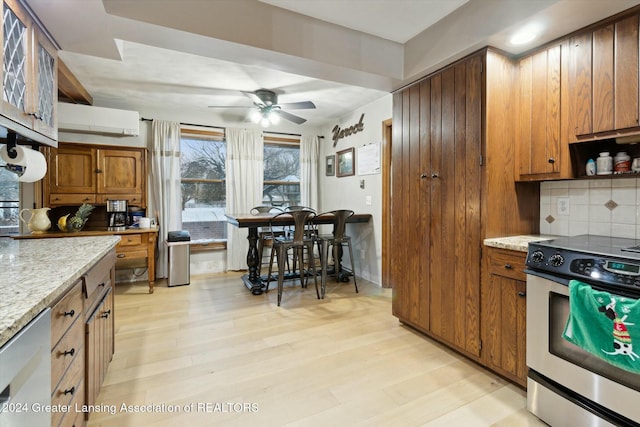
[{"xmin": 0, "ymin": 308, "xmax": 51, "ymax": 426}]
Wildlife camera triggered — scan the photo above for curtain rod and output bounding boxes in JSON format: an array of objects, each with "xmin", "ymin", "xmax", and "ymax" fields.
[{"xmin": 140, "ymin": 117, "xmax": 323, "ymax": 138}]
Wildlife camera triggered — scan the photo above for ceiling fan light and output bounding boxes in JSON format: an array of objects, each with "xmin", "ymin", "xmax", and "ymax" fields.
[
  {"xmin": 260, "ymin": 116, "xmax": 270, "ymax": 127},
  {"xmin": 268, "ymin": 110, "xmax": 280, "ymax": 124},
  {"xmin": 249, "ymin": 109, "xmax": 262, "ymax": 123}
]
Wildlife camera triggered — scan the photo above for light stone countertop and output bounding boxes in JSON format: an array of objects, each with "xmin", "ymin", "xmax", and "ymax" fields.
[
  {"xmin": 483, "ymin": 235, "xmax": 557, "ymax": 253},
  {"xmin": 0, "ymin": 235, "xmax": 120, "ymax": 347}
]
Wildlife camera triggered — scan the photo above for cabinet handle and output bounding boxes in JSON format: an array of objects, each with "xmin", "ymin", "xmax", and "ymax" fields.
[
  {"xmin": 95, "ymin": 169, "xmax": 103, "ymax": 173},
  {"xmin": 62, "ymin": 348, "xmax": 75, "ymax": 357},
  {"xmin": 420, "ymin": 173, "xmax": 427, "ymax": 179},
  {"xmin": 431, "ymin": 173, "xmax": 439, "ymax": 179},
  {"xmin": 99, "ymin": 282, "xmax": 105, "ymax": 287},
  {"xmin": 117, "ymin": 254, "xmax": 126, "ymax": 258},
  {"xmin": 27, "ymin": 112, "xmax": 42, "ymax": 120},
  {"xmin": 518, "ymin": 291, "xmax": 526, "ymax": 298},
  {"xmin": 504, "ymin": 263, "xmax": 512, "ymax": 269},
  {"xmin": 548, "ymin": 158, "xmax": 556, "ymax": 164},
  {"xmin": 101, "ymin": 309, "xmax": 111, "ymax": 319},
  {"xmin": 63, "ymin": 386, "xmax": 75, "ymax": 396},
  {"xmin": 63, "ymin": 309, "xmax": 75, "ymax": 317}
]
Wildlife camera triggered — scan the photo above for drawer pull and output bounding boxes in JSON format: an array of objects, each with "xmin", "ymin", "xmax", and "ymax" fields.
[
  {"xmin": 117, "ymin": 254, "xmax": 126, "ymax": 258},
  {"xmin": 63, "ymin": 309, "xmax": 75, "ymax": 317},
  {"xmin": 63, "ymin": 386, "xmax": 75, "ymax": 396},
  {"xmin": 62, "ymin": 348, "xmax": 75, "ymax": 357},
  {"xmin": 99, "ymin": 282, "xmax": 105, "ymax": 287},
  {"xmin": 101, "ymin": 309, "xmax": 111, "ymax": 319},
  {"xmin": 518, "ymin": 291, "xmax": 526, "ymax": 298},
  {"xmin": 504, "ymin": 263, "xmax": 513, "ymax": 269}
]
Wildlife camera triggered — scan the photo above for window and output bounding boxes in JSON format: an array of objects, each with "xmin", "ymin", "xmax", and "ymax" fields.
[
  {"xmin": 179, "ymin": 128, "xmax": 300, "ymax": 241},
  {"xmin": 0, "ymin": 166, "xmax": 19, "ymax": 236},
  {"xmin": 180, "ymin": 128, "xmax": 227, "ymax": 241}
]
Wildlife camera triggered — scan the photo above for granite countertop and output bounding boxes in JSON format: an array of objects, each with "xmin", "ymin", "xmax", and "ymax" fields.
[
  {"xmin": 483, "ymin": 235, "xmax": 557, "ymax": 252},
  {"xmin": 0, "ymin": 235, "xmax": 120, "ymax": 347}
]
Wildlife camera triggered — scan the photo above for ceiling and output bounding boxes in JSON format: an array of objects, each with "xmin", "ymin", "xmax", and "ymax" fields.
[{"xmin": 24, "ymin": 0, "xmax": 640, "ymax": 128}]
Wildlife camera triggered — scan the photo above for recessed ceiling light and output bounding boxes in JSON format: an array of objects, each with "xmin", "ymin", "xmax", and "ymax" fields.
[{"xmin": 510, "ymin": 32, "xmax": 537, "ymax": 45}]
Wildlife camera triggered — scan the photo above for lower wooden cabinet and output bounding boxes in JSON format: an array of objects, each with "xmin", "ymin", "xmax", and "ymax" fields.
[
  {"xmin": 481, "ymin": 247, "xmax": 528, "ymax": 387},
  {"xmin": 83, "ymin": 250, "xmax": 116, "ymax": 409}
]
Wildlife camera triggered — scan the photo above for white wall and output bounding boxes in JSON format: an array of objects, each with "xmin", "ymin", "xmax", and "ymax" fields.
[
  {"xmin": 540, "ymin": 178, "xmax": 640, "ymax": 239},
  {"xmin": 318, "ymin": 95, "xmax": 392, "ymax": 285}
]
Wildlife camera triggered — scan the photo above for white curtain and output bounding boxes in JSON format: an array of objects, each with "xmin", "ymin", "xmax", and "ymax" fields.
[
  {"xmin": 150, "ymin": 120, "xmax": 182, "ymax": 278},
  {"xmin": 300, "ymin": 134, "xmax": 319, "ymax": 210},
  {"xmin": 225, "ymin": 128, "xmax": 264, "ymax": 270}
]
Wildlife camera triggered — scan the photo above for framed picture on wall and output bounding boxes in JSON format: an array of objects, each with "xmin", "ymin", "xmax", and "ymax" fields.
[
  {"xmin": 336, "ymin": 147, "xmax": 355, "ymax": 177},
  {"xmin": 326, "ymin": 155, "xmax": 335, "ymax": 176}
]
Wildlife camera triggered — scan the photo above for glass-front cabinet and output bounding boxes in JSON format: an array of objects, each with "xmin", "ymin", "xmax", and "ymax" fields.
[{"xmin": 1, "ymin": 0, "xmax": 57, "ymax": 142}]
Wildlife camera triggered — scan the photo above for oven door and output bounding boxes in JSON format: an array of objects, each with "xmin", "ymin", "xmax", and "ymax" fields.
[{"xmin": 527, "ymin": 272, "xmax": 640, "ymax": 426}]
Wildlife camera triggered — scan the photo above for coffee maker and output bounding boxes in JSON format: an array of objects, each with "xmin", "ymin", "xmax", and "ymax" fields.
[{"xmin": 106, "ymin": 199, "xmax": 128, "ymax": 231}]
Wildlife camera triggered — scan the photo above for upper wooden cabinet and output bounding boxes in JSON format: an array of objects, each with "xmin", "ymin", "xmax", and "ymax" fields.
[
  {"xmin": 44, "ymin": 143, "xmax": 147, "ymax": 207},
  {"xmin": 517, "ymin": 43, "xmax": 565, "ymax": 180},
  {"xmin": 1, "ymin": 0, "xmax": 57, "ymax": 143},
  {"xmin": 568, "ymin": 15, "xmax": 640, "ymax": 139}
]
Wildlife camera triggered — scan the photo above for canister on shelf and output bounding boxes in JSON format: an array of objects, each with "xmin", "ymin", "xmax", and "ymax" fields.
[
  {"xmin": 585, "ymin": 158, "xmax": 596, "ymax": 176},
  {"xmin": 614, "ymin": 151, "xmax": 631, "ymax": 173},
  {"xmin": 596, "ymin": 152, "xmax": 613, "ymax": 175}
]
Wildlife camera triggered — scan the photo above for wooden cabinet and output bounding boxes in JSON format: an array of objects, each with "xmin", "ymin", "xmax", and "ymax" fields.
[
  {"xmin": 44, "ymin": 143, "xmax": 146, "ymax": 207},
  {"xmin": 516, "ymin": 43, "xmax": 572, "ymax": 180},
  {"xmin": 481, "ymin": 247, "xmax": 527, "ymax": 387},
  {"xmin": 50, "ymin": 280, "xmax": 85, "ymax": 427},
  {"xmin": 391, "ymin": 49, "xmax": 539, "ymax": 359},
  {"xmin": 568, "ymin": 15, "xmax": 640, "ymax": 139},
  {"xmin": 1, "ymin": 0, "xmax": 57, "ymax": 143},
  {"xmin": 83, "ymin": 250, "xmax": 115, "ymax": 409},
  {"xmin": 115, "ymin": 229, "xmax": 158, "ymax": 293}
]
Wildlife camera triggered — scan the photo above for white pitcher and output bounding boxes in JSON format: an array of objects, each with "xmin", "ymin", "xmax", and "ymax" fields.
[{"xmin": 19, "ymin": 207, "xmax": 51, "ymax": 234}]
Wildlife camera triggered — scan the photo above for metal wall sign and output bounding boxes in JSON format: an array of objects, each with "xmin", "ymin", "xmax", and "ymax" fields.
[{"xmin": 331, "ymin": 113, "xmax": 364, "ymax": 147}]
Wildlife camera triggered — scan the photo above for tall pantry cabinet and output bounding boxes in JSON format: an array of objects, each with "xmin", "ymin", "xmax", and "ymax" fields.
[{"xmin": 390, "ymin": 49, "xmax": 539, "ymax": 359}]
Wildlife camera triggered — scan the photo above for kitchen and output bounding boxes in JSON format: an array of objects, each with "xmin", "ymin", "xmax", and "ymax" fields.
[{"xmin": 4, "ymin": 0, "xmax": 640, "ymax": 426}]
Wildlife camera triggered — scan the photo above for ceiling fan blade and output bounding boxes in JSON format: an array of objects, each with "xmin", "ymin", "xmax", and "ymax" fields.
[
  {"xmin": 208, "ymin": 105, "xmax": 253, "ymax": 108},
  {"xmin": 277, "ymin": 101, "xmax": 316, "ymax": 110},
  {"xmin": 275, "ymin": 110, "xmax": 307, "ymax": 125},
  {"xmin": 243, "ymin": 91, "xmax": 264, "ymax": 105}
]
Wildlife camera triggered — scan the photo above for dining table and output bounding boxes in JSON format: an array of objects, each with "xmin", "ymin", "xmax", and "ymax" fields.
[{"xmin": 225, "ymin": 212, "xmax": 372, "ymax": 295}]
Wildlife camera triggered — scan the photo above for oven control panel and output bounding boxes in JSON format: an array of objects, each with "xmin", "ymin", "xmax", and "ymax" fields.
[{"xmin": 526, "ymin": 245, "xmax": 640, "ymax": 289}]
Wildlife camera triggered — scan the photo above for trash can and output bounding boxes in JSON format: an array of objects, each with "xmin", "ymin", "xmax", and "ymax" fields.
[{"xmin": 166, "ymin": 230, "xmax": 191, "ymax": 287}]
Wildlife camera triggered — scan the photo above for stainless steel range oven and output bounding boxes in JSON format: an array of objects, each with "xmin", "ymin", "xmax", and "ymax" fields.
[{"xmin": 526, "ymin": 235, "xmax": 640, "ymax": 427}]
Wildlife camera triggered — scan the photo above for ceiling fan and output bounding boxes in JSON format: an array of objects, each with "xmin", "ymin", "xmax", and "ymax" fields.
[{"xmin": 209, "ymin": 89, "xmax": 316, "ymax": 125}]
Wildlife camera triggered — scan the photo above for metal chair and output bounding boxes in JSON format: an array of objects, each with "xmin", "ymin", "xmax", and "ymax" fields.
[
  {"xmin": 265, "ymin": 209, "xmax": 319, "ymax": 306},
  {"xmin": 316, "ymin": 209, "xmax": 358, "ymax": 298},
  {"xmin": 250, "ymin": 205, "xmax": 284, "ymax": 274}
]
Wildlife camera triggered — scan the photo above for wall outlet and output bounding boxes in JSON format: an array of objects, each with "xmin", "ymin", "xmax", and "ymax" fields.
[
  {"xmin": 365, "ymin": 195, "xmax": 372, "ymax": 205},
  {"xmin": 557, "ymin": 197, "xmax": 570, "ymax": 216}
]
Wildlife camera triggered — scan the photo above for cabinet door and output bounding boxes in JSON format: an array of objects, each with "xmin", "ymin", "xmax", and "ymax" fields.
[
  {"xmin": 48, "ymin": 145, "xmax": 96, "ymax": 194},
  {"xmin": 517, "ymin": 45, "xmax": 561, "ymax": 177},
  {"xmin": 614, "ymin": 16, "xmax": 639, "ymax": 130},
  {"xmin": 569, "ymin": 33, "xmax": 593, "ymax": 136},
  {"xmin": 32, "ymin": 25, "xmax": 57, "ymax": 140},
  {"xmin": 85, "ymin": 286, "xmax": 113, "ymax": 408},
  {"xmin": 1, "ymin": 0, "xmax": 32, "ymax": 128},
  {"xmin": 592, "ymin": 24, "xmax": 615, "ymax": 133},
  {"xmin": 97, "ymin": 149, "xmax": 143, "ymax": 196}
]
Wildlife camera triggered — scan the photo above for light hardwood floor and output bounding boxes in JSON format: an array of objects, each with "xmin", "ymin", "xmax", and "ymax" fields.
[{"xmin": 86, "ymin": 273, "xmax": 547, "ymax": 427}]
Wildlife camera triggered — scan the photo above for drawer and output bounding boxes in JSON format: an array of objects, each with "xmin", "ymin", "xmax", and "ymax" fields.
[
  {"xmin": 83, "ymin": 251, "xmax": 115, "ymax": 301},
  {"xmin": 51, "ymin": 317, "xmax": 83, "ymax": 392},
  {"xmin": 51, "ymin": 346, "xmax": 84, "ymax": 425},
  {"xmin": 116, "ymin": 249, "xmax": 147, "ymax": 260},
  {"xmin": 98, "ymin": 194, "xmax": 144, "ymax": 206},
  {"xmin": 51, "ymin": 282, "xmax": 82, "ymax": 348},
  {"xmin": 50, "ymin": 194, "xmax": 97, "ymax": 206},
  {"xmin": 488, "ymin": 248, "xmax": 527, "ymax": 282},
  {"xmin": 54, "ymin": 379, "xmax": 85, "ymax": 427},
  {"xmin": 117, "ymin": 234, "xmax": 142, "ymax": 247}
]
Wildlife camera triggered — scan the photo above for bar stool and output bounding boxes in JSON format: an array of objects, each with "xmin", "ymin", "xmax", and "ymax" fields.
[
  {"xmin": 316, "ymin": 209, "xmax": 358, "ymax": 298},
  {"xmin": 265, "ymin": 209, "xmax": 319, "ymax": 306},
  {"xmin": 250, "ymin": 205, "xmax": 284, "ymax": 274}
]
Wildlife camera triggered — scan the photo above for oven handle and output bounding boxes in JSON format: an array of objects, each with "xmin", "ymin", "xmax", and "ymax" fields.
[{"xmin": 524, "ymin": 268, "xmax": 571, "ymax": 286}]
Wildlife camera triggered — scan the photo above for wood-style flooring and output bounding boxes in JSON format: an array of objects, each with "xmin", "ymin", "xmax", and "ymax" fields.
[{"xmin": 86, "ymin": 273, "xmax": 547, "ymax": 427}]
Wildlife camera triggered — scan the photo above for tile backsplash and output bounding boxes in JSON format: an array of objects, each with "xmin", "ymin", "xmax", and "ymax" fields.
[{"xmin": 540, "ymin": 178, "xmax": 640, "ymax": 239}]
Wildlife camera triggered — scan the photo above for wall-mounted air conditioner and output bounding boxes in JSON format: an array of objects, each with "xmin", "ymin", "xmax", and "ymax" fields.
[{"xmin": 57, "ymin": 103, "xmax": 140, "ymax": 136}]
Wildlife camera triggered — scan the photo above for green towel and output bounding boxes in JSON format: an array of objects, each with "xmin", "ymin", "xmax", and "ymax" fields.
[{"xmin": 563, "ymin": 280, "xmax": 640, "ymax": 374}]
